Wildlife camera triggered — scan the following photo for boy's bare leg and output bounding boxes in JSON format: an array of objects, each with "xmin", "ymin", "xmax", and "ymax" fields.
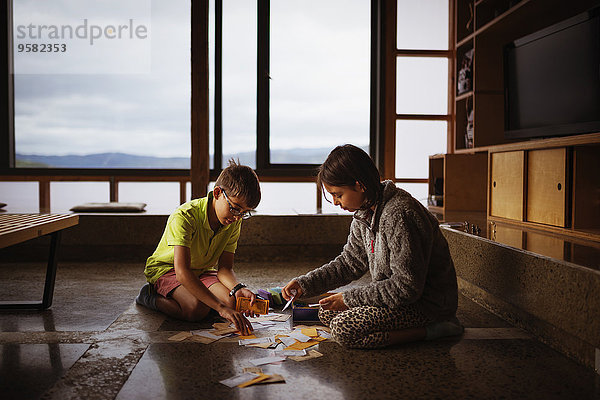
[
  {"xmin": 156, "ymin": 282, "xmax": 235, "ymax": 322},
  {"xmin": 156, "ymin": 285, "xmax": 211, "ymax": 322}
]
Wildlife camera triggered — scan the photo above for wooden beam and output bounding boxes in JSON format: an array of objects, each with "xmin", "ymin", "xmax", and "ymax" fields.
[
  {"xmin": 38, "ymin": 180, "xmax": 50, "ymax": 213},
  {"xmin": 191, "ymin": 0, "xmax": 210, "ymax": 199},
  {"xmin": 381, "ymin": 0, "xmax": 397, "ymax": 180}
]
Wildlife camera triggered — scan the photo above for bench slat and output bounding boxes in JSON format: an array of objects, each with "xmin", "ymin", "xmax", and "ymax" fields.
[{"xmin": 0, "ymin": 214, "xmax": 79, "ymax": 249}]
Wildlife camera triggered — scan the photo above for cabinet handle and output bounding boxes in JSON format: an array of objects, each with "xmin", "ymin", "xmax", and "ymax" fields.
[
  {"xmin": 493, "ymin": 181, "xmax": 496, "ymax": 187},
  {"xmin": 557, "ymin": 183, "xmax": 562, "ymax": 191}
]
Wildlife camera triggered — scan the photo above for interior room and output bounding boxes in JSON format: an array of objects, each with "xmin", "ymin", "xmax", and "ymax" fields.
[{"xmin": 1, "ymin": 0, "xmax": 599, "ymax": 399}]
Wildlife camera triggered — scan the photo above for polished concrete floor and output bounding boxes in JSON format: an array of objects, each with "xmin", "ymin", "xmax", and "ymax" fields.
[{"xmin": 0, "ymin": 261, "xmax": 598, "ymax": 399}]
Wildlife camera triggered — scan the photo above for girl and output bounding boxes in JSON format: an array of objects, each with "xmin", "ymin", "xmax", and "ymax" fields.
[{"xmin": 282, "ymin": 144, "xmax": 463, "ymax": 349}]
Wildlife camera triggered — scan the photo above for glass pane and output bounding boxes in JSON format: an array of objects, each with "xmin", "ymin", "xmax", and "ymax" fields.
[
  {"xmin": 209, "ymin": 0, "xmax": 215, "ymax": 170},
  {"xmin": 396, "ymin": 57, "xmax": 448, "ymax": 115},
  {"xmin": 397, "ymin": 0, "xmax": 449, "ymax": 50},
  {"xmin": 119, "ymin": 182, "xmax": 180, "ymax": 214},
  {"xmin": 254, "ymin": 182, "xmax": 316, "ymax": 215},
  {"xmin": 13, "ymin": 0, "xmax": 190, "ymax": 169},
  {"xmin": 270, "ymin": 0, "xmax": 370, "ymax": 164},
  {"xmin": 50, "ymin": 182, "xmax": 109, "ymax": 212},
  {"xmin": 395, "ymin": 182, "xmax": 429, "ymax": 206},
  {"xmin": 222, "ymin": 0, "xmax": 256, "ymax": 169},
  {"xmin": 395, "ymin": 120, "xmax": 446, "ymax": 179},
  {"xmin": 0, "ymin": 182, "xmax": 38, "ymax": 212}
]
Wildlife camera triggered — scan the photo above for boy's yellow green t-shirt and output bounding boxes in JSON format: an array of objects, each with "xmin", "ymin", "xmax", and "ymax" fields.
[{"xmin": 144, "ymin": 191, "xmax": 242, "ymax": 284}]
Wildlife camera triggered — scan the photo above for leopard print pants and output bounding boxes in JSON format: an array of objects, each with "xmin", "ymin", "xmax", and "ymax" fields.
[{"xmin": 319, "ymin": 305, "xmax": 431, "ymax": 349}]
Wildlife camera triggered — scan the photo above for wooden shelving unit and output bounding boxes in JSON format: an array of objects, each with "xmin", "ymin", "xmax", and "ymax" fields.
[{"xmin": 430, "ymin": 0, "xmax": 600, "ymax": 250}]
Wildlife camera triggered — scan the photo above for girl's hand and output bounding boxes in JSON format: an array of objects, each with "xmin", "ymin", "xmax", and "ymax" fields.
[
  {"xmin": 319, "ymin": 293, "xmax": 348, "ymax": 311},
  {"xmin": 282, "ymin": 279, "xmax": 303, "ymax": 301},
  {"xmin": 218, "ymin": 306, "xmax": 253, "ymax": 336},
  {"xmin": 235, "ymin": 288, "xmax": 257, "ymax": 317}
]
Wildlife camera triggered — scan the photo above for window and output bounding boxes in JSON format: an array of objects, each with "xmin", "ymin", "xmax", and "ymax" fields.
[
  {"xmin": 212, "ymin": 0, "xmax": 371, "ymax": 172},
  {"xmin": 394, "ymin": 0, "xmax": 450, "ymax": 202},
  {"xmin": 11, "ymin": 0, "xmax": 191, "ymax": 169}
]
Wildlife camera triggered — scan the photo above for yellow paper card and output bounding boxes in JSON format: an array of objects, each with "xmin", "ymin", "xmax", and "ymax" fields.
[
  {"xmin": 289, "ymin": 349, "xmax": 324, "ymax": 362},
  {"xmin": 237, "ymin": 373, "xmax": 271, "ymax": 388},
  {"xmin": 211, "ymin": 327, "xmax": 238, "ymax": 336},
  {"xmin": 168, "ymin": 331, "xmax": 192, "ymax": 342},
  {"xmin": 238, "ymin": 334, "xmax": 257, "ymax": 340},
  {"xmin": 259, "ymin": 374, "xmax": 286, "ymax": 384},
  {"xmin": 213, "ymin": 322, "xmax": 232, "ymax": 330},
  {"xmin": 285, "ymin": 340, "xmax": 319, "ymax": 351},
  {"xmin": 301, "ymin": 328, "xmax": 318, "ymax": 337},
  {"xmin": 236, "ymin": 297, "xmax": 269, "ymax": 315}
]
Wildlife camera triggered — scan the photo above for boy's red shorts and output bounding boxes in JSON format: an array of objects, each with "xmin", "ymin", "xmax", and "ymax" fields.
[{"xmin": 154, "ymin": 270, "xmax": 219, "ymax": 297}]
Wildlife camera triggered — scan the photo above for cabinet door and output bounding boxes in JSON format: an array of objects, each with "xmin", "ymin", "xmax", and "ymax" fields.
[
  {"xmin": 490, "ymin": 151, "xmax": 524, "ymax": 220},
  {"xmin": 527, "ymin": 148, "xmax": 568, "ymax": 227}
]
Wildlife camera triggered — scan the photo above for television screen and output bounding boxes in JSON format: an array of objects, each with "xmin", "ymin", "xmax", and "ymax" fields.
[{"xmin": 504, "ymin": 7, "xmax": 600, "ymax": 139}]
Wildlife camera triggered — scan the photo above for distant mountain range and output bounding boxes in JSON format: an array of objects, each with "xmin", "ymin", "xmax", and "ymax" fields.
[{"xmin": 15, "ymin": 147, "xmax": 366, "ymax": 169}]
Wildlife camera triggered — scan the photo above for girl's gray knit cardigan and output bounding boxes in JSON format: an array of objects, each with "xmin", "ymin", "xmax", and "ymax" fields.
[{"xmin": 296, "ymin": 180, "xmax": 458, "ymax": 322}]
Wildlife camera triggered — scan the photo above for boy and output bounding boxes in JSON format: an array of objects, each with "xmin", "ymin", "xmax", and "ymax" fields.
[{"xmin": 135, "ymin": 160, "xmax": 261, "ymax": 335}]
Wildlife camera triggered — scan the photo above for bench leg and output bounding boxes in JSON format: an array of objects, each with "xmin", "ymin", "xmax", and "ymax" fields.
[
  {"xmin": 0, "ymin": 231, "xmax": 62, "ymax": 310},
  {"xmin": 41, "ymin": 231, "xmax": 61, "ymax": 309}
]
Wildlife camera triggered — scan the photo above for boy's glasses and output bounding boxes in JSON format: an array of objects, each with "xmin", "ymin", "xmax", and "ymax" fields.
[{"xmin": 221, "ymin": 189, "xmax": 252, "ymax": 219}]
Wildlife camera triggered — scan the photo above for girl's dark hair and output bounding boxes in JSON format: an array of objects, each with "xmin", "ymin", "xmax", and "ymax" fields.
[{"xmin": 317, "ymin": 144, "xmax": 382, "ymax": 209}]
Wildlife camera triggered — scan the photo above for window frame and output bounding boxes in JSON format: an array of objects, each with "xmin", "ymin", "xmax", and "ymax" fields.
[{"xmin": 212, "ymin": 0, "xmax": 379, "ymax": 178}]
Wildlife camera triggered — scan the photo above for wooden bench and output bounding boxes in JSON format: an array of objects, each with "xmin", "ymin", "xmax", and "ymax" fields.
[{"xmin": 0, "ymin": 214, "xmax": 79, "ymax": 310}]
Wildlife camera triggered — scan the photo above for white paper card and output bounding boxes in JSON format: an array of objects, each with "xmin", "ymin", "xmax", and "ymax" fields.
[
  {"xmin": 219, "ymin": 372, "xmax": 259, "ymax": 387},
  {"xmin": 239, "ymin": 337, "xmax": 274, "ymax": 346},
  {"xmin": 191, "ymin": 330, "xmax": 222, "ymax": 340},
  {"xmin": 318, "ymin": 331, "xmax": 332, "ymax": 339},
  {"xmin": 279, "ymin": 336, "xmax": 298, "ymax": 347},
  {"xmin": 249, "ymin": 356, "xmax": 287, "ymax": 366},
  {"xmin": 274, "ymin": 349, "xmax": 307, "ymax": 357},
  {"xmin": 289, "ymin": 330, "xmax": 311, "ymax": 342}
]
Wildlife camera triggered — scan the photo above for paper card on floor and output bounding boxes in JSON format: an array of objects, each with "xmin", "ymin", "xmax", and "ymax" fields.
[
  {"xmin": 243, "ymin": 367, "xmax": 263, "ymax": 374},
  {"xmin": 284, "ymin": 340, "xmax": 319, "ymax": 351},
  {"xmin": 213, "ymin": 322, "xmax": 233, "ymax": 330},
  {"xmin": 211, "ymin": 327, "xmax": 239, "ymax": 336},
  {"xmin": 191, "ymin": 330, "xmax": 222, "ymax": 340},
  {"xmin": 318, "ymin": 331, "xmax": 332, "ymax": 339},
  {"xmin": 219, "ymin": 372, "xmax": 259, "ymax": 388},
  {"xmin": 288, "ymin": 349, "xmax": 324, "ymax": 362},
  {"xmin": 301, "ymin": 328, "xmax": 319, "ymax": 337},
  {"xmin": 269, "ymin": 314, "xmax": 291, "ymax": 322},
  {"xmin": 278, "ymin": 336, "xmax": 298, "ymax": 347},
  {"xmin": 168, "ymin": 331, "xmax": 192, "ymax": 342},
  {"xmin": 250, "ymin": 342, "xmax": 279, "ymax": 349},
  {"xmin": 249, "ymin": 355, "xmax": 287, "ymax": 366},
  {"xmin": 238, "ymin": 373, "xmax": 272, "ymax": 388},
  {"xmin": 238, "ymin": 334, "xmax": 257, "ymax": 340},
  {"xmin": 274, "ymin": 349, "xmax": 307, "ymax": 357},
  {"xmin": 239, "ymin": 337, "xmax": 273, "ymax": 346},
  {"xmin": 313, "ymin": 325, "xmax": 331, "ymax": 333},
  {"xmin": 289, "ymin": 330, "xmax": 311, "ymax": 342},
  {"xmin": 257, "ymin": 374, "xmax": 286, "ymax": 384}
]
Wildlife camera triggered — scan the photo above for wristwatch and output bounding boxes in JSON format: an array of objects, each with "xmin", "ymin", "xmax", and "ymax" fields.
[{"xmin": 229, "ymin": 283, "xmax": 246, "ymax": 297}]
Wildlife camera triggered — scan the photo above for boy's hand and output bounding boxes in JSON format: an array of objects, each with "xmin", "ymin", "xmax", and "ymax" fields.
[
  {"xmin": 235, "ymin": 288, "xmax": 257, "ymax": 317},
  {"xmin": 282, "ymin": 280, "xmax": 303, "ymax": 301},
  {"xmin": 319, "ymin": 292, "xmax": 348, "ymax": 311},
  {"xmin": 218, "ymin": 306, "xmax": 253, "ymax": 336}
]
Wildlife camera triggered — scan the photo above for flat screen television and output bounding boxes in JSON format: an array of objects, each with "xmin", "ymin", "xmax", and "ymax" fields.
[{"xmin": 504, "ymin": 7, "xmax": 600, "ymax": 139}]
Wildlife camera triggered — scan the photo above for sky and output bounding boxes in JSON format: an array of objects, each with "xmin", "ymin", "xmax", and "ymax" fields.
[{"xmin": 12, "ymin": 0, "xmax": 449, "ymax": 178}]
